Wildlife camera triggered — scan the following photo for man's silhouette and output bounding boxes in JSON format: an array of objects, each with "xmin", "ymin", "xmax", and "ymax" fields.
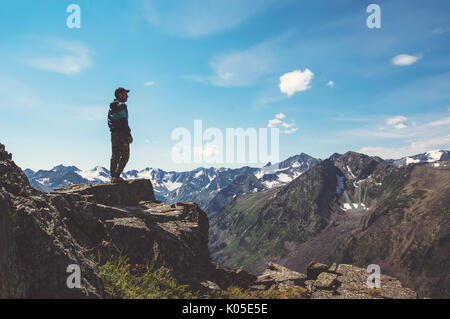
[{"xmin": 108, "ymin": 87, "xmax": 133, "ymax": 183}]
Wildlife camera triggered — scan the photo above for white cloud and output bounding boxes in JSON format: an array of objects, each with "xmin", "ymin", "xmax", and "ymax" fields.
[
  {"xmin": 267, "ymin": 113, "xmax": 298, "ymax": 134},
  {"xmin": 386, "ymin": 115, "xmax": 407, "ymax": 126},
  {"xmin": 24, "ymin": 41, "xmax": 94, "ymax": 75},
  {"xmin": 327, "ymin": 80, "xmax": 334, "ymax": 87},
  {"xmin": 144, "ymin": 81, "xmax": 155, "ymax": 87},
  {"xmin": 279, "ymin": 69, "xmax": 314, "ymax": 97},
  {"xmin": 359, "ymin": 135, "xmax": 450, "ymax": 159},
  {"xmin": 268, "ymin": 118, "xmax": 282, "ymax": 128},
  {"xmin": 283, "ymin": 128, "xmax": 299, "ymax": 134},
  {"xmin": 391, "ymin": 54, "xmax": 420, "ymax": 66},
  {"xmin": 281, "ymin": 122, "xmax": 294, "ymax": 128}
]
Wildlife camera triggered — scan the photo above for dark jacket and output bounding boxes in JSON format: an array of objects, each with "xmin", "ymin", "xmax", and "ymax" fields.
[{"xmin": 108, "ymin": 99, "xmax": 131, "ymax": 137}]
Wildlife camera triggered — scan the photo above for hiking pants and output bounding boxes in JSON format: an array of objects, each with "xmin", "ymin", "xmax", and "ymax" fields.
[{"xmin": 110, "ymin": 132, "xmax": 130, "ymax": 178}]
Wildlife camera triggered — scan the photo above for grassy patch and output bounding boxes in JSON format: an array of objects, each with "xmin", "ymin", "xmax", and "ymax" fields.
[
  {"xmin": 98, "ymin": 257, "xmax": 307, "ymax": 299},
  {"xmin": 99, "ymin": 257, "xmax": 201, "ymax": 299}
]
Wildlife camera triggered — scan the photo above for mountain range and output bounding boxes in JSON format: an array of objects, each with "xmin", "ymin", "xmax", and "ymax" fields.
[
  {"xmin": 209, "ymin": 151, "xmax": 450, "ymax": 298},
  {"xmin": 25, "ymin": 150, "xmax": 449, "ymax": 212}
]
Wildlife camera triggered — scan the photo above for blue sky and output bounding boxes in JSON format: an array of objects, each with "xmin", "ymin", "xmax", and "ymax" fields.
[{"xmin": 1, "ymin": 0, "xmax": 450, "ymax": 171}]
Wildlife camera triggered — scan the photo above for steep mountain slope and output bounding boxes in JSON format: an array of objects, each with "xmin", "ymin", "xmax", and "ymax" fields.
[
  {"xmin": 205, "ymin": 171, "xmax": 266, "ymax": 217},
  {"xmin": 209, "ymin": 152, "xmax": 450, "ymax": 298},
  {"xmin": 210, "ymin": 159, "xmax": 345, "ymax": 271},
  {"xmin": 336, "ymin": 160, "xmax": 450, "ymax": 298}
]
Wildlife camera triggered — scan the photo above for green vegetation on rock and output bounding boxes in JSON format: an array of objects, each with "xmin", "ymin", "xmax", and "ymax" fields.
[{"xmin": 98, "ymin": 257, "xmax": 308, "ymax": 299}]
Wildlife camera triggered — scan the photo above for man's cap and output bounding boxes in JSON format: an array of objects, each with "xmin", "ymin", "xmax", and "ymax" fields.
[{"xmin": 115, "ymin": 87, "xmax": 130, "ymax": 97}]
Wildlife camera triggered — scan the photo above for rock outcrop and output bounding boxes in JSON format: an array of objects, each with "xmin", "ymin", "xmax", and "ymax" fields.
[
  {"xmin": 0, "ymin": 142, "xmax": 254, "ymax": 298},
  {"xmin": 0, "ymin": 143, "xmax": 103, "ymax": 298},
  {"xmin": 253, "ymin": 262, "xmax": 417, "ymax": 299}
]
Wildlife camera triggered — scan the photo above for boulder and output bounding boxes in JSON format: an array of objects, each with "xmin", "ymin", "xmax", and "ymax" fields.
[
  {"xmin": 253, "ymin": 262, "xmax": 306, "ymax": 290},
  {"xmin": 306, "ymin": 262, "xmax": 329, "ymax": 280}
]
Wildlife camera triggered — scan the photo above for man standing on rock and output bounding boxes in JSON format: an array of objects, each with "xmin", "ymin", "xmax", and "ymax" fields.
[{"xmin": 108, "ymin": 87, "xmax": 133, "ymax": 183}]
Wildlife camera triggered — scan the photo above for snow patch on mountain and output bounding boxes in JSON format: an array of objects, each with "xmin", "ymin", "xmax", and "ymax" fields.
[
  {"xmin": 342, "ymin": 202, "xmax": 368, "ymax": 211},
  {"xmin": 163, "ymin": 181, "xmax": 183, "ymax": 191},
  {"xmin": 426, "ymin": 150, "xmax": 443, "ymax": 161},
  {"xmin": 78, "ymin": 166, "xmax": 110, "ymax": 183}
]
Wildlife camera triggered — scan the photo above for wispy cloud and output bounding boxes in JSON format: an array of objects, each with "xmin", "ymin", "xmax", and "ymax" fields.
[
  {"xmin": 143, "ymin": 0, "xmax": 277, "ymax": 38},
  {"xmin": 185, "ymin": 33, "xmax": 291, "ymax": 87},
  {"xmin": 386, "ymin": 115, "xmax": 407, "ymax": 125},
  {"xmin": 385, "ymin": 115, "xmax": 408, "ymax": 129},
  {"xmin": 433, "ymin": 26, "xmax": 450, "ymax": 34},
  {"xmin": 359, "ymin": 135, "xmax": 450, "ymax": 159},
  {"xmin": 144, "ymin": 81, "xmax": 155, "ymax": 87},
  {"xmin": 327, "ymin": 80, "xmax": 334, "ymax": 87},
  {"xmin": 350, "ymin": 113, "xmax": 450, "ymax": 158},
  {"xmin": 426, "ymin": 116, "xmax": 450, "ymax": 127},
  {"xmin": 391, "ymin": 54, "xmax": 420, "ymax": 66},
  {"xmin": 279, "ymin": 69, "xmax": 314, "ymax": 97},
  {"xmin": 24, "ymin": 41, "xmax": 94, "ymax": 75}
]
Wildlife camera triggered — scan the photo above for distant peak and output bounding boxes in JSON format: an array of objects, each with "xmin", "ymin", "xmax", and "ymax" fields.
[{"xmin": 52, "ymin": 165, "xmax": 80, "ymax": 172}]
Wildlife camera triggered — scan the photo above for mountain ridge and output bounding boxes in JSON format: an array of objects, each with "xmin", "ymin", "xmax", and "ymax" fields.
[
  {"xmin": 24, "ymin": 149, "xmax": 449, "ymax": 203},
  {"xmin": 209, "ymin": 151, "xmax": 450, "ymax": 298}
]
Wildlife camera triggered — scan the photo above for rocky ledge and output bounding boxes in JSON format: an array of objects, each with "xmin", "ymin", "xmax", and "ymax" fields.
[
  {"xmin": 0, "ymin": 142, "xmax": 417, "ymax": 299},
  {"xmin": 253, "ymin": 262, "xmax": 417, "ymax": 299},
  {"xmin": 0, "ymin": 142, "xmax": 254, "ymax": 298}
]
